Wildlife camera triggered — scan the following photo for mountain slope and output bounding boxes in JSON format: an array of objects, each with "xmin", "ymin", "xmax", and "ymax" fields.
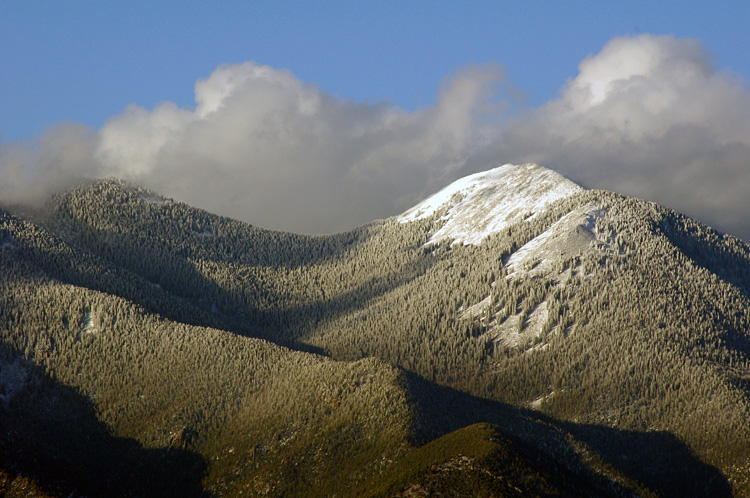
[
  {"xmin": 0, "ymin": 214, "xmax": 415, "ymax": 496},
  {"xmin": 2, "ymin": 163, "xmax": 750, "ymax": 496},
  {"xmin": 1, "ymin": 202, "xmax": 650, "ymax": 497}
]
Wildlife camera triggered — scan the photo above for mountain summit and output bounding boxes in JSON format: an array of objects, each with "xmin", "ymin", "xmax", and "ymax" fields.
[{"xmin": 399, "ymin": 163, "xmax": 582, "ymax": 245}]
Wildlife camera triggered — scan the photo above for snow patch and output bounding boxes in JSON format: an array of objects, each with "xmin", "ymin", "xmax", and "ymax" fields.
[
  {"xmin": 493, "ymin": 300, "xmax": 550, "ymax": 349},
  {"xmin": 529, "ymin": 390, "xmax": 557, "ymax": 410},
  {"xmin": 399, "ymin": 163, "xmax": 582, "ymax": 246},
  {"xmin": 506, "ymin": 205, "xmax": 610, "ymax": 277},
  {"xmin": 466, "ymin": 300, "xmax": 552, "ymax": 351},
  {"xmin": 80, "ymin": 309, "xmax": 97, "ymax": 335},
  {"xmin": 139, "ymin": 194, "xmax": 167, "ymax": 204},
  {"xmin": 458, "ymin": 295, "xmax": 492, "ymax": 320},
  {"xmin": 524, "ymin": 301, "xmax": 549, "ymax": 337}
]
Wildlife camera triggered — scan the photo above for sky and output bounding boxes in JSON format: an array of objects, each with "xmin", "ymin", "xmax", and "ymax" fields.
[{"xmin": 1, "ymin": 1, "xmax": 749, "ymax": 241}]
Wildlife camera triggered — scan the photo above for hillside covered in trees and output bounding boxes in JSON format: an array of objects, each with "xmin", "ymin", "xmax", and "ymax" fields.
[{"xmin": 1, "ymin": 163, "xmax": 749, "ymax": 497}]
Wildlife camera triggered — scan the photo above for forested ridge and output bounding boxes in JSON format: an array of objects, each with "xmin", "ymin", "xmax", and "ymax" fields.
[{"xmin": 1, "ymin": 169, "xmax": 749, "ymax": 496}]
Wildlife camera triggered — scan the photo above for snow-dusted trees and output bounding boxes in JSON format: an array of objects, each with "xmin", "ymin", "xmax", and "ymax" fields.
[{"xmin": 3, "ymin": 177, "xmax": 750, "ymax": 494}]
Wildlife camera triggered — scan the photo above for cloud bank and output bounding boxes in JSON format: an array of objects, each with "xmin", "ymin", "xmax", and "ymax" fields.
[
  {"xmin": 95, "ymin": 62, "xmax": 503, "ymax": 234},
  {"xmin": 1, "ymin": 34, "xmax": 749, "ymax": 241},
  {"xmin": 491, "ymin": 35, "xmax": 750, "ymax": 240}
]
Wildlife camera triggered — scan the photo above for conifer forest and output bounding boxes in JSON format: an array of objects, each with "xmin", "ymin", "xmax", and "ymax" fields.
[{"xmin": 2, "ymin": 164, "xmax": 749, "ymax": 497}]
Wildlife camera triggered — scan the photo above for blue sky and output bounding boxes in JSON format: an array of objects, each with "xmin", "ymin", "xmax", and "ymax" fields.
[
  {"xmin": 2, "ymin": 1, "xmax": 747, "ymax": 140},
  {"xmin": 2, "ymin": 1, "xmax": 750, "ymax": 242}
]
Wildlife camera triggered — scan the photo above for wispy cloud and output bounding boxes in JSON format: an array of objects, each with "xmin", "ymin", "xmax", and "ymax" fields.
[
  {"xmin": 1, "ymin": 34, "xmax": 749, "ymax": 241},
  {"xmin": 0, "ymin": 123, "xmax": 99, "ymax": 204}
]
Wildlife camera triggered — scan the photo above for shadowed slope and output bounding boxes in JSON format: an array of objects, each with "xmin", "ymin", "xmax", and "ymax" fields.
[{"xmin": 0, "ymin": 343, "xmax": 209, "ymax": 498}]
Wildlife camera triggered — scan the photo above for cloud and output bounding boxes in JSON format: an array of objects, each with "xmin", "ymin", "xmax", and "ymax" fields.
[
  {"xmin": 491, "ymin": 34, "xmax": 750, "ymax": 241},
  {"xmin": 0, "ymin": 123, "xmax": 99, "ymax": 204},
  {"xmin": 93, "ymin": 62, "xmax": 504, "ymax": 233},
  {"xmin": 2, "ymin": 34, "xmax": 749, "ymax": 242}
]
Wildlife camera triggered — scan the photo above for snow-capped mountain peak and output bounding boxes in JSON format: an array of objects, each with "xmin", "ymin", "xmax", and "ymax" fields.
[{"xmin": 399, "ymin": 163, "xmax": 583, "ymax": 245}]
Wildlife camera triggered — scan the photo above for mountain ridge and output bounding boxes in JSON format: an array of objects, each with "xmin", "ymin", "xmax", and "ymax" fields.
[{"xmin": 2, "ymin": 163, "xmax": 750, "ymax": 496}]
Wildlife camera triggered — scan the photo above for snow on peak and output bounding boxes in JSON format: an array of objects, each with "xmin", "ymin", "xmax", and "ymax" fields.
[{"xmin": 399, "ymin": 163, "xmax": 583, "ymax": 245}]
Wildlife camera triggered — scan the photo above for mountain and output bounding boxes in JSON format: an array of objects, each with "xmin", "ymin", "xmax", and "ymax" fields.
[{"xmin": 1, "ymin": 163, "xmax": 749, "ymax": 497}]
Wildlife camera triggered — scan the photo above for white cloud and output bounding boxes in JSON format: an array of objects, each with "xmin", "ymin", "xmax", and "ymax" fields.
[
  {"xmin": 492, "ymin": 34, "xmax": 750, "ymax": 241},
  {"xmin": 94, "ymin": 62, "xmax": 503, "ymax": 233},
  {"xmin": 96, "ymin": 102, "xmax": 193, "ymax": 177}
]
